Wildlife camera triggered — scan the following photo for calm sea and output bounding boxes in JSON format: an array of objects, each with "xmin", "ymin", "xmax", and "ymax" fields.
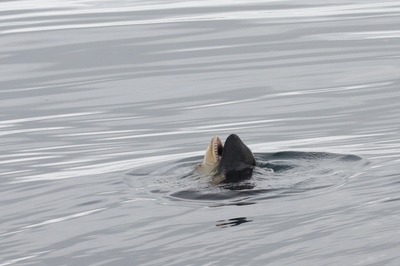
[{"xmin": 1, "ymin": 1, "xmax": 400, "ymax": 265}]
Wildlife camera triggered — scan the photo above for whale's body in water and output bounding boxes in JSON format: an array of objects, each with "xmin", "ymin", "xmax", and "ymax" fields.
[{"xmin": 196, "ymin": 134, "xmax": 256, "ymax": 184}]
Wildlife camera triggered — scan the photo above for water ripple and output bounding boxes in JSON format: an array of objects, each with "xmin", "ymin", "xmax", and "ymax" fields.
[
  {"xmin": 22, "ymin": 208, "xmax": 106, "ymax": 229},
  {"xmin": 2, "ymin": 2, "xmax": 400, "ymax": 34},
  {"xmin": 1, "ymin": 1, "xmax": 400, "ymax": 265}
]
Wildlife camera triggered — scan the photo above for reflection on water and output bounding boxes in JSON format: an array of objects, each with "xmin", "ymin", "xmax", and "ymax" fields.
[
  {"xmin": 216, "ymin": 217, "xmax": 253, "ymax": 228},
  {"xmin": 1, "ymin": 0, "xmax": 400, "ymax": 265}
]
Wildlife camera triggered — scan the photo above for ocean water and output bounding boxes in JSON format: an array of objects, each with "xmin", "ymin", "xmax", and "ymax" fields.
[{"xmin": 1, "ymin": 1, "xmax": 400, "ymax": 265}]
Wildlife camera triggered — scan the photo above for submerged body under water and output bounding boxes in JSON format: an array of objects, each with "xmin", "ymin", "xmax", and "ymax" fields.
[{"xmin": 125, "ymin": 151, "xmax": 367, "ymax": 203}]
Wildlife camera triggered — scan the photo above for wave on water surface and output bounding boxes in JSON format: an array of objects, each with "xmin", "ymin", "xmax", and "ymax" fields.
[{"xmin": 124, "ymin": 151, "xmax": 367, "ymax": 205}]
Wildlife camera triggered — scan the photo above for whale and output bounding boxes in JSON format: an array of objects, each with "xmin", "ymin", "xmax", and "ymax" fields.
[{"xmin": 196, "ymin": 134, "xmax": 256, "ymax": 184}]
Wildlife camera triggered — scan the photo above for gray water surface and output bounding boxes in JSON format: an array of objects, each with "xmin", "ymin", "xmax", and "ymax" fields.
[{"xmin": 1, "ymin": 1, "xmax": 400, "ymax": 265}]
